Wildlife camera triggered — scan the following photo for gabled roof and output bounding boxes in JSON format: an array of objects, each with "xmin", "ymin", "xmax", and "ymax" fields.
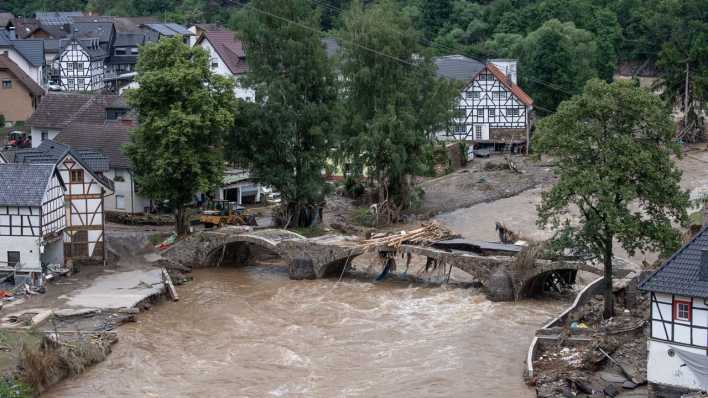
[
  {"xmin": 483, "ymin": 63, "xmax": 533, "ymax": 106},
  {"xmin": 13, "ymin": 18, "xmax": 40, "ymax": 39},
  {"xmin": 28, "ymin": 92, "xmax": 120, "ymax": 129},
  {"xmin": 143, "ymin": 23, "xmax": 190, "ymax": 37},
  {"xmin": 0, "ymin": 54, "xmax": 44, "ymax": 96},
  {"xmin": 113, "ymin": 32, "xmax": 145, "ymax": 47},
  {"xmin": 56, "ymin": 119, "xmax": 134, "ymax": 170},
  {"xmin": 196, "ymin": 29, "xmax": 247, "ymax": 75},
  {"xmin": 15, "ymin": 141, "xmax": 113, "ymax": 191},
  {"xmin": 640, "ymin": 227, "xmax": 708, "ymax": 298},
  {"xmin": 9, "ymin": 39, "xmax": 45, "ymax": 66},
  {"xmin": 434, "ymin": 55, "xmax": 485, "ymax": 81},
  {"xmin": 73, "ymin": 22, "xmax": 114, "ymax": 43},
  {"xmin": 0, "ymin": 163, "xmax": 59, "ymax": 207}
]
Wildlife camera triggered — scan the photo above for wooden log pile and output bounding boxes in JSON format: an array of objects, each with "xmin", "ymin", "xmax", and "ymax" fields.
[{"xmin": 360, "ymin": 223, "xmax": 455, "ymax": 250}]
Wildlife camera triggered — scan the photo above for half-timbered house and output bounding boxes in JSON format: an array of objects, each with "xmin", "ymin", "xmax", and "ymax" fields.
[
  {"xmin": 0, "ymin": 163, "xmax": 65, "ymax": 285},
  {"xmin": 16, "ymin": 141, "xmax": 114, "ymax": 263},
  {"xmin": 640, "ymin": 227, "xmax": 708, "ymax": 397},
  {"xmin": 435, "ymin": 56, "xmax": 534, "ymax": 153},
  {"xmin": 56, "ymin": 38, "xmax": 107, "ymax": 91}
]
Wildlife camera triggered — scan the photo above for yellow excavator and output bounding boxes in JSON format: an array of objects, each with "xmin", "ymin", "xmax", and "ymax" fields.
[{"xmin": 200, "ymin": 200, "xmax": 258, "ymax": 228}]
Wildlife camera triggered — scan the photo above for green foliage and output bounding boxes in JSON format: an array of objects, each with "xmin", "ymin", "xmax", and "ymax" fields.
[
  {"xmin": 124, "ymin": 36, "xmax": 235, "ymax": 235},
  {"xmin": 534, "ymin": 79, "xmax": 689, "ymax": 317},
  {"xmin": 517, "ymin": 19, "xmax": 600, "ymax": 112},
  {"xmin": 0, "ymin": 378, "xmax": 32, "ymax": 398},
  {"xmin": 228, "ymin": 0, "xmax": 339, "ymax": 227},
  {"xmin": 338, "ymin": 0, "xmax": 458, "ymax": 215},
  {"xmin": 343, "ymin": 176, "xmax": 365, "ymax": 198}
]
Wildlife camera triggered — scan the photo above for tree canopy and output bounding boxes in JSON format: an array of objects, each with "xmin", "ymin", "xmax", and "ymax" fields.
[
  {"xmin": 124, "ymin": 36, "xmax": 236, "ymax": 235},
  {"xmin": 228, "ymin": 0, "xmax": 339, "ymax": 228},
  {"xmin": 534, "ymin": 79, "xmax": 689, "ymax": 317},
  {"xmin": 338, "ymin": 0, "xmax": 458, "ymax": 222}
]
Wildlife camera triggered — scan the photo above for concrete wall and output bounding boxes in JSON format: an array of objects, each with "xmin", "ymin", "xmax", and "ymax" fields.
[
  {"xmin": 0, "ymin": 70, "xmax": 36, "ymax": 122},
  {"xmin": 41, "ymin": 238, "xmax": 64, "ymax": 267},
  {"xmin": 648, "ymin": 340, "xmax": 707, "ymax": 392}
]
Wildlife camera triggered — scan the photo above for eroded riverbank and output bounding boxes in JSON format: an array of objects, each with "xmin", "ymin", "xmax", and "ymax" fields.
[{"xmin": 46, "ymin": 265, "xmax": 564, "ymax": 397}]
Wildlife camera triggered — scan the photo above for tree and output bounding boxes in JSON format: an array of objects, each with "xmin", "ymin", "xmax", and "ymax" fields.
[
  {"xmin": 228, "ymin": 0, "xmax": 339, "ymax": 228},
  {"xmin": 517, "ymin": 19, "xmax": 600, "ymax": 112},
  {"xmin": 534, "ymin": 79, "xmax": 689, "ymax": 318},
  {"xmin": 420, "ymin": 0, "xmax": 453, "ymax": 39},
  {"xmin": 339, "ymin": 0, "xmax": 458, "ymax": 223},
  {"xmin": 124, "ymin": 36, "xmax": 236, "ymax": 235}
]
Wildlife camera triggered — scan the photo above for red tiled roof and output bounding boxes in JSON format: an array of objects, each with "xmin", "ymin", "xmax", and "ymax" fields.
[
  {"xmin": 484, "ymin": 63, "xmax": 533, "ymax": 106},
  {"xmin": 197, "ymin": 30, "xmax": 248, "ymax": 75},
  {"xmin": 0, "ymin": 54, "xmax": 44, "ymax": 96}
]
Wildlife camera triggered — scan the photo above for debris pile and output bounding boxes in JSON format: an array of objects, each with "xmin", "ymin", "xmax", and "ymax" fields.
[{"xmin": 360, "ymin": 223, "xmax": 456, "ymax": 250}]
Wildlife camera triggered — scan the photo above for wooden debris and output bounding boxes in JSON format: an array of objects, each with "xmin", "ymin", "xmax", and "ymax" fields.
[
  {"xmin": 360, "ymin": 223, "xmax": 455, "ymax": 251},
  {"xmin": 161, "ymin": 268, "xmax": 179, "ymax": 301}
]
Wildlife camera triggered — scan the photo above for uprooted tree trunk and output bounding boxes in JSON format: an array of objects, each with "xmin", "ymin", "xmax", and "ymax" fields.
[
  {"xmin": 276, "ymin": 201, "xmax": 323, "ymax": 228},
  {"xmin": 603, "ymin": 237, "xmax": 615, "ymax": 319}
]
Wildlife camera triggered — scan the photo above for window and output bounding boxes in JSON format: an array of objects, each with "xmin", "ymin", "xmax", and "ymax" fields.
[
  {"xmin": 41, "ymin": 131, "xmax": 48, "ymax": 141},
  {"xmin": 488, "ymin": 109, "xmax": 496, "ymax": 117},
  {"xmin": 67, "ymin": 78, "xmax": 75, "ymax": 89},
  {"xmin": 70, "ymin": 169, "xmax": 84, "ymax": 183},
  {"xmin": 78, "ymin": 79, "xmax": 85, "ymax": 90},
  {"xmin": 465, "ymin": 91, "xmax": 474, "ymax": 99},
  {"xmin": 507, "ymin": 108, "xmax": 520, "ymax": 117},
  {"xmin": 492, "ymin": 91, "xmax": 507, "ymax": 100},
  {"xmin": 115, "ymin": 48, "xmax": 127, "ymax": 55},
  {"xmin": 7, "ymin": 251, "xmax": 19, "ymax": 268},
  {"xmin": 473, "ymin": 91, "xmax": 481, "ymax": 99},
  {"xmin": 76, "ymin": 62, "xmax": 83, "ymax": 70},
  {"xmin": 454, "ymin": 124, "xmax": 466, "ymax": 134},
  {"xmin": 2, "ymin": 80, "xmax": 11, "ymax": 89},
  {"xmin": 211, "ymin": 62, "xmax": 219, "ymax": 69},
  {"xmin": 475, "ymin": 125, "xmax": 482, "ymax": 140},
  {"xmin": 130, "ymin": 48, "xmax": 139, "ymax": 55},
  {"xmin": 674, "ymin": 300, "xmax": 691, "ymax": 321},
  {"xmin": 116, "ymin": 195, "xmax": 125, "ymax": 210},
  {"xmin": 475, "ymin": 108, "xmax": 484, "ymax": 121}
]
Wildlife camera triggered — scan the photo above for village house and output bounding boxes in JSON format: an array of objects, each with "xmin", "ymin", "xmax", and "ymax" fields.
[
  {"xmin": 0, "ymin": 30, "xmax": 45, "ymax": 85},
  {"xmin": 434, "ymin": 55, "xmax": 534, "ymax": 153},
  {"xmin": 0, "ymin": 54, "xmax": 44, "ymax": 123},
  {"xmin": 191, "ymin": 26, "xmax": 254, "ymax": 101},
  {"xmin": 26, "ymin": 92, "xmax": 150, "ymax": 213},
  {"xmin": 0, "ymin": 163, "xmax": 65, "ymax": 286},
  {"xmin": 640, "ymin": 226, "xmax": 708, "ymax": 397},
  {"xmin": 15, "ymin": 141, "xmax": 114, "ymax": 263}
]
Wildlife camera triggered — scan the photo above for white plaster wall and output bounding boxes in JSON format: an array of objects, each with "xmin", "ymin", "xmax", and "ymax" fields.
[
  {"xmin": 197, "ymin": 38, "xmax": 254, "ymax": 101},
  {"xmin": 0, "ymin": 207, "xmax": 40, "ymax": 236},
  {"xmin": 30, "ymin": 127, "xmax": 60, "ymax": 148},
  {"xmin": 648, "ymin": 340, "xmax": 708, "ymax": 391},
  {"xmin": 0, "ymin": 235, "xmax": 41, "ymax": 271},
  {"xmin": 5, "ymin": 48, "xmax": 42, "ymax": 84},
  {"xmin": 103, "ymin": 168, "xmax": 151, "ymax": 213}
]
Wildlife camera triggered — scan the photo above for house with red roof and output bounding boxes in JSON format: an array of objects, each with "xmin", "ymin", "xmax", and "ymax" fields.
[
  {"xmin": 192, "ymin": 26, "xmax": 254, "ymax": 101},
  {"xmin": 435, "ymin": 56, "xmax": 534, "ymax": 154}
]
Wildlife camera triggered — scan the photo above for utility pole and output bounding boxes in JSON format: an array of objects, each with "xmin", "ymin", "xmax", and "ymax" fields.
[{"xmin": 684, "ymin": 62, "xmax": 690, "ymax": 132}]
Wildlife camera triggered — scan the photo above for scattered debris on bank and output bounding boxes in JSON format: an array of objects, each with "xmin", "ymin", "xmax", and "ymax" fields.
[{"xmin": 528, "ymin": 275, "xmax": 649, "ymax": 398}]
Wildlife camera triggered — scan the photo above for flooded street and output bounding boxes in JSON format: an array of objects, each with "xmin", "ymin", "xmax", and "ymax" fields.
[{"xmin": 47, "ymin": 265, "xmax": 562, "ymax": 397}]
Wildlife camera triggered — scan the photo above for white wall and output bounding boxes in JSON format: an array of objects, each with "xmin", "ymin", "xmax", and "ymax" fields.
[
  {"xmin": 1, "ymin": 47, "xmax": 43, "ymax": 85},
  {"xmin": 651, "ymin": 293, "xmax": 708, "ymax": 347},
  {"xmin": 648, "ymin": 340, "xmax": 708, "ymax": 391},
  {"xmin": 489, "ymin": 59, "xmax": 518, "ymax": 85},
  {"xmin": 41, "ymin": 238, "xmax": 64, "ymax": 267},
  {"xmin": 103, "ymin": 168, "xmax": 151, "ymax": 213},
  {"xmin": 30, "ymin": 127, "xmax": 60, "ymax": 148},
  {"xmin": 0, "ymin": 235, "xmax": 41, "ymax": 271},
  {"xmin": 196, "ymin": 37, "xmax": 254, "ymax": 101}
]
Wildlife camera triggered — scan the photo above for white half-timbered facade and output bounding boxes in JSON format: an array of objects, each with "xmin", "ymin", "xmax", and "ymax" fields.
[
  {"xmin": 57, "ymin": 39, "xmax": 106, "ymax": 92},
  {"xmin": 0, "ymin": 163, "xmax": 65, "ymax": 285},
  {"xmin": 641, "ymin": 228, "xmax": 708, "ymax": 396},
  {"xmin": 15, "ymin": 141, "xmax": 114, "ymax": 263},
  {"xmin": 435, "ymin": 57, "xmax": 534, "ymax": 152}
]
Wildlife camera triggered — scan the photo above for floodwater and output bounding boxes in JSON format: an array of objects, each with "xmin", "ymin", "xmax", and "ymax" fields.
[{"xmin": 46, "ymin": 265, "xmax": 563, "ymax": 398}]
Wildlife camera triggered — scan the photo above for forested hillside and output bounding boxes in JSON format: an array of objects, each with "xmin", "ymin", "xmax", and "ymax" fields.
[{"xmin": 4, "ymin": 0, "xmax": 705, "ymax": 117}]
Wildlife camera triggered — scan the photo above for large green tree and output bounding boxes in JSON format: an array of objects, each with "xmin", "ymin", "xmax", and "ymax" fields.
[
  {"xmin": 125, "ymin": 36, "xmax": 236, "ymax": 235},
  {"xmin": 339, "ymin": 0, "xmax": 458, "ymax": 222},
  {"xmin": 517, "ymin": 19, "xmax": 600, "ymax": 112},
  {"xmin": 229, "ymin": 0, "xmax": 339, "ymax": 228},
  {"xmin": 534, "ymin": 79, "xmax": 689, "ymax": 318}
]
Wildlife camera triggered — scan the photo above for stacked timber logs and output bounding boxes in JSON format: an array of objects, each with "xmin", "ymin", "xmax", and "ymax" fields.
[{"xmin": 360, "ymin": 223, "xmax": 455, "ymax": 250}]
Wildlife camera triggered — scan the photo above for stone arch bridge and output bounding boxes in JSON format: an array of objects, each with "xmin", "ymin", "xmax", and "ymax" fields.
[{"xmin": 163, "ymin": 228, "xmax": 624, "ymax": 301}]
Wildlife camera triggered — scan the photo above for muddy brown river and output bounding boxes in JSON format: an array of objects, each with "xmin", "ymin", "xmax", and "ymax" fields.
[{"xmin": 46, "ymin": 265, "xmax": 563, "ymax": 397}]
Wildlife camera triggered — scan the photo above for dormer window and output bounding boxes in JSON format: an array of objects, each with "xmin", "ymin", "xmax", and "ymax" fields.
[
  {"xmin": 131, "ymin": 48, "xmax": 139, "ymax": 55},
  {"xmin": 115, "ymin": 48, "xmax": 127, "ymax": 56}
]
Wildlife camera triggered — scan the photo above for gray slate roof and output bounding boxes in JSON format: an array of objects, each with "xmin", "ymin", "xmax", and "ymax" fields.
[
  {"xmin": 434, "ymin": 55, "xmax": 485, "ymax": 81},
  {"xmin": 8, "ymin": 39, "xmax": 45, "ymax": 66},
  {"xmin": 640, "ymin": 227, "xmax": 708, "ymax": 298},
  {"xmin": 15, "ymin": 141, "xmax": 114, "ymax": 190},
  {"xmin": 0, "ymin": 163, "xmax": 57, "ymax": 207}
]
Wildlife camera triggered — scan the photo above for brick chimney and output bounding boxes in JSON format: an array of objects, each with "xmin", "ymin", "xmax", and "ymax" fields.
[{"xmin": 701, "ymin": 249, "xmax": 708, "ymax": 282}]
